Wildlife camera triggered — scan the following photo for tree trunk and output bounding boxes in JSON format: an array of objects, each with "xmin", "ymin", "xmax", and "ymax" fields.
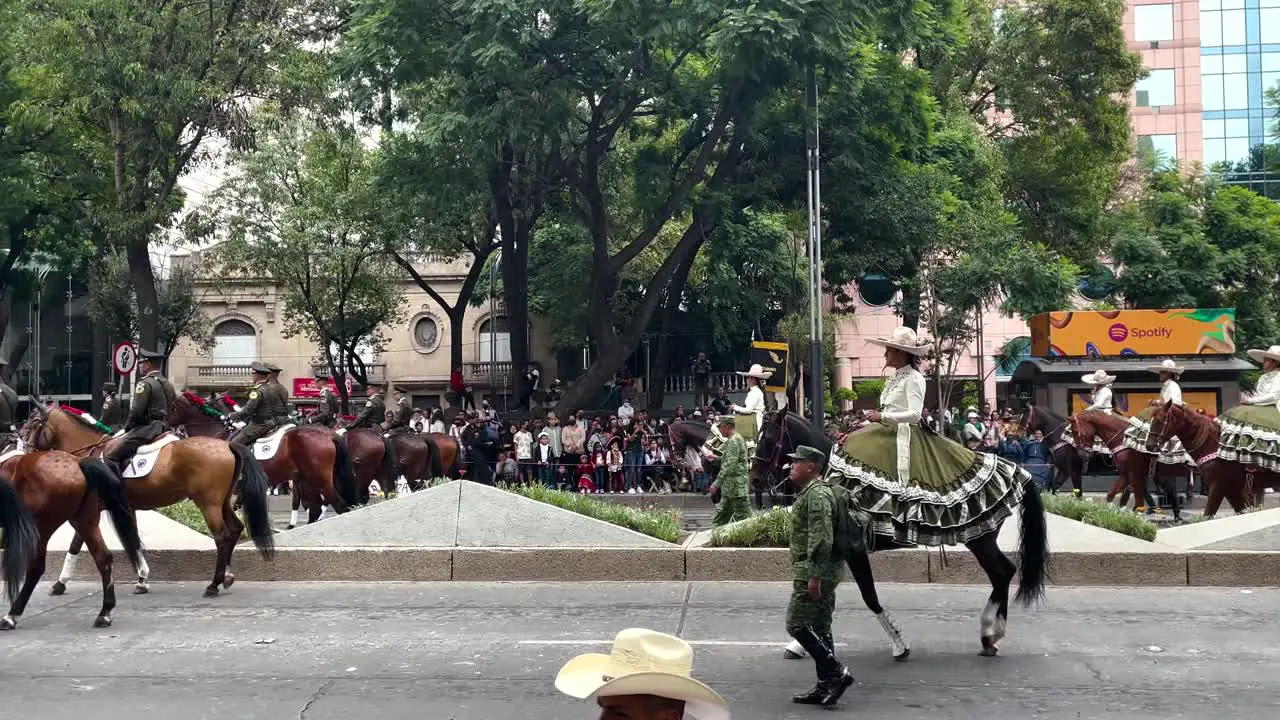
[
  {"xmin": 646, "ymin": 251, "xmax": 697, "ymax": 412},
  {"xmin": 503, "ymin": 224, "xmax": 531, "ymax": 407},
  {"xmin": 126, "ymin": 236, "xmax": 161, "ymax": 350}
]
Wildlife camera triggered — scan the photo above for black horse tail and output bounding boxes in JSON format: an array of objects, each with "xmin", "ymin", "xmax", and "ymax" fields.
[
  {"xmin": 230, "ymin": 444, "xmax": 275, "ymax": 560},
  {"xmin": 78, "ymin": 458, "xmax": 143, "ymax": 571},
  {"xmin": 447, "ymin": 439, "xmax": 462, "ymax": 479},
  {"xmin": 0, "ymin": 474, "xmax": 37, "ymax": 606},
  {"xmin": 380, "ymin": 436, "xmax": 399, "ymax": 494},
  {"xmin": 422, "ymin": 435, "xmax": 441, "ymax": 483},
  {"xmin": 331, "ymin": 437, "xmax": 358, "ymax": 508},
  {"xmin": 1014, "ymin": 480, "xmax": 1050, "ymax": 605}
]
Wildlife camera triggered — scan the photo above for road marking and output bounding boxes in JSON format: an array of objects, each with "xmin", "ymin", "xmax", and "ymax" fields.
[{"xmin": 518, "ymin": 640, "xmax": 846, "ymax": 647}]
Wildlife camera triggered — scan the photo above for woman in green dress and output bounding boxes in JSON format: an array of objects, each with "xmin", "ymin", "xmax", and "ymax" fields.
[{"xmin": 1218, "ymin": 345, "xmax": 1280, "ymax": 472}]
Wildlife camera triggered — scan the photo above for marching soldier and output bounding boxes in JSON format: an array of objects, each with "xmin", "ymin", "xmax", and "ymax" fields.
[
  {"xmin": 709, "ymin": 415, "xmax": 752, "ymax": 526},
  {"xmin": 785, "ymin": 445, "xmax": 854, "ymax": 706},
  {"xmin": 0, "ymin": 359, "xmax": 19, "ymax": 449},
  {"xmin": 105, "ymin": 349, "xmax": 177, "ymax": 474},
  {"xmin": 343, "ymin": 383, "xmax": 387, "ymax": 430},
  {"xmin": 313, "ymin": 371, "xmax": 339, "ymax": 427},
  {"xmin": 99, "ymin": 381, "xmax": 123, "ymax": 429},
  {"xmin": 385, "ymin": 388, "xmax": 413, "ymax": 436},
  {"xmin": 227, "ymin": 362, "xmax": 284, "ymax": 446}
]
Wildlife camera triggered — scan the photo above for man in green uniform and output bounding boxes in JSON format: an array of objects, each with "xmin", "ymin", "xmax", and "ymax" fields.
[
  {"xmin": 0, "ymin": 359, "xmax": 21, "ymax": 449},
  {"xmin": 312, "ymin": 371, "xmax": 339, "ymax": 427},
  {"xmin": 105, "ymin": 349, "xmax": 177, "ymax": 474},
  {"xmin": 263, "ymin": 362, "xmax": 292, "ymax": 426},
  {"xmin": 98, "ymin": 381, "xmax": 123, "ymax": 429},
  {"xmin": 227, "ymin": 362, "xmax": 285, "ymax": 446},
  {"xmin": 709, "ymin": 416, "xmax": 751, "ymax": 526},
  {"xmin": 785, "ymin": 444, "xmax": 854, "ymax": 706},
  {"xmin": 384, "ymin": 388, "xmax": 413, "ymax": 436},
  {"xmin": 343, "ymin": 383, "xmax": 387, "ymax": 431}
]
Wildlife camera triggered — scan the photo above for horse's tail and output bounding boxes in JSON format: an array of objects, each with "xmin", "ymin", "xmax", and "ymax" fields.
[
  {"xmin": 0, "ymin": 473, "xmax": 37, "ymax": 605},
  {"xmin": 1014, "ymin": 480, "xmax": 1049, "ymax": 605},
  {"xmin": 331, "ymin": 436, "xmax": 358, "ymax": 507},
  {"xmin": 424, "ymin": 436, "xmax": 443, "ymax": 479},
  {"xmin": 230, "ymin": 444, "xmax": 275, "ymax": 560},
  {"xmin": 447, "ymin": 438, "xmax": 462, "ymax": 479},
  {"xmin": 381, "ymin": 435, "xmax": 399, "ymax": 492},
  {"xmin": 78, "ymin": 458, "xmax": 143, "ymax": 571}
]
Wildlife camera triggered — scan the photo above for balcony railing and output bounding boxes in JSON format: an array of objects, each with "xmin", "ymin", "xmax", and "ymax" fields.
[
  {"xmin": 464, "ymin": 361, "xmax": 512, "ymax": 387},
  {"xmin": 664, "ymin": 371, "xmax": 748, "ymax": 395},
  {"xmin": 310, "ymin": 363, "xmax": 387, "ymax": 384},
  {"xmin": 191, "ymin": 364, "xmax": 254, "ymax": 383}
]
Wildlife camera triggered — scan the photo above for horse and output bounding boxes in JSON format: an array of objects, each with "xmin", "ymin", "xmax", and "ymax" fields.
[
  {"xmin": 386, "ymin": 431, "xmax": 437, "ymax": 491},
  {"xmin": 1148, "ymin": 401, "xmax": 1280, "ymax": 517},
  {"xmin": 668, "ymin": 420, "xmax": 791, "ymax": 508},
  {"xmin": 755, "ymin": 410, "xmax": 1049, "ymax": 659},
  {"xmin": 1022, "ymin": 406, "xmax": 1084, "ymax": 495},
  {"xmin": 1066, "ymin": 411, "xmax": 1184, "ymax": 517},
  {"xmin": 20, "ymin": 404, "xmax": 274, "ymax": 598},
  {"xmin": 169, "ymin": 392, "xmax": 358, "ymax": 527},
  {"xmin": 341, "ymin": 427, "xmax": 399, "ymax": 502},
  {"xmin": 0, "ymin": 452, "xmax": 142, "ymax": 629},
  {"xmin": 425, "ymin": 432, "xmax": 463, "ymax": 479}
]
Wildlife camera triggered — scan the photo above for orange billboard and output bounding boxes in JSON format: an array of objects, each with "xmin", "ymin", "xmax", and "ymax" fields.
[
  {"xmin": 1070, "ymin": 391, "xmax": 1219, "ymax": 416},
  {"xmin": 1031, "ymin": 309, "xmax": 1235, "ymax": 358}
]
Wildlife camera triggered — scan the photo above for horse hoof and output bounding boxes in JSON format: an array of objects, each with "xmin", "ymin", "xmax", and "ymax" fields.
[
  {"xmin": 50, "ymin": 581, "xmax": 66, "ymax": 596},
  {"xmin": 94, "ymin": 615, "xmax": 112, "ymax": 628},
  {"xmin": 0, "ymin": 616, "xmax": 14, "ymax": 630},
  {"xmin": 222, "ymin": 573, "xmax": 236, "ymax": 589},
  {"xmin": 894, "ymin": 649, "xmax": 910, "ymax": 662},
  {"xmin": 134, "ymin": 583, "xmax": 149, "ymax": 595},
  {"xmin": 286, "ymin": 525, "xmax": 295, "ymax": 531},
  {"xmin": 783, "ymin": 650, "xmax": 804, "ymax": 660},
  {"xmin": 979, "ymin": 637, "xmax": 999, "ymax": 657},
  {"xmin": 203, "ymin": 586, "xmax": 220, "ymax": 598}
]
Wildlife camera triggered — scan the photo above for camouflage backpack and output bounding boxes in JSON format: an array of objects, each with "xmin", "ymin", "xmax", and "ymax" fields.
[{"xmin": 823, "ymin": 481, "xmax": 872, "ymax": 562}]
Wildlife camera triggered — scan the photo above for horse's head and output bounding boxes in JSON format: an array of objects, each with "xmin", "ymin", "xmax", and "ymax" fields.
[
  {"xmin": 1147, "ymin": 400, "xmax": 1184, "ymax": 452},
  {"xmin": 751, "ymin": 410, "xmax": 792, "ymax": 488},
  {"xmin": 1067, "ymin": 413, "xmax": 1095, "ymax": 457},
  {"xmin": 18, "ymin": 400, "xmax": 52, "ymax": 451}
]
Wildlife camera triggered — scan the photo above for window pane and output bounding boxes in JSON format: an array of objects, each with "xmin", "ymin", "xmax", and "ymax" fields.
[
  {"xmin": 1221, "ymin": 0, "xmax": 1244, "ymax": 9},
  {"xmin": 1224, "ymin": 138, "xmax": 1250, "ymax": 165},
  {"xmin": 1136, "ymin": 69, "xmax": 1176, "ymax": 106},
  {"xmin": 1262, "ymin": 9, "xmax": 1280, "ymax": 43},
  {"xmin": 1265, "ymin": 72, "xmax": 1280, "ymax": 107},
  {"xmin": 1203, "ymin": 75, "xmax": 1225, "ymax": 110},
  {"xmin": 1140, "ymin": 134, "xmax": 1178, "ymax": 160},
  {"xmin": 1202, "ymin": 55, "xmax": 1223, "ymax": 74},
  {"xmin": 1200, "ymin": 11, "xmax": 1222, "ymax": 46},
  {"xmin": 1222, "ymin": 9, "xmax": 1246, "ymax": 45},
  {"xmin": 1203, "ymin": 119, "xmax": 1225, "ymax": 138},
  {"xmin": 1202, "ymin": 0, "xmax": 1222, "ymax": 8},
  {"xmin": 1204, "ymin": 139, "xmax": 1227, "ymax": 167},
  {"xmin": 1263, "ymin": 53, "xmax": 1280, "ymax": 72},
  {"xmin": 1134, "ymin": 5, "xmax": 1175, "ymax": 41},
  {"xmin": 212, "ymin": 337, "xmax": 256, "ymax": 365},
  {"xmin": 1225, "ymin": 118, "xmax": 1250, "ymax": 137},
  {"xmin": 1222, "ymin": 53, "xmax": 1247, "ymax": 74},
  {"xmin": 1263, "ymin": 0, "xmax": 1280, "ymax": 8},
  {"xmin": 1222, "ymin": 74, "xmax": 1249, "ymax": 109}
]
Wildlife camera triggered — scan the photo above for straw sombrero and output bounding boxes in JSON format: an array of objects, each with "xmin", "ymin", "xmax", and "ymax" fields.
[
  {"xmin": 555, "ymin": 628, "xmax": 728, "ymax": 720},
  {"xmin": 1146, "ymin": 359, "xmax": 1185, "ymax": 375},
  {"xmin": 1247, "ymin": 345, "xmax": 1280, "ymax": 363},
  {"xmin": 866, "ymin": 326, "xmax": 930, "ymax": 356},
  {"xmin": 1081, "ymin": 369, "xmax": 1116, "ymax": 386},
  {"xmin": 735, "ymin": 363, "xmax": 773, "ymax": 380}
]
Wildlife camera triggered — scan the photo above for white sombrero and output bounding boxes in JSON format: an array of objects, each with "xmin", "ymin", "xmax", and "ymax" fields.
[
  {"xmin": 1081, "ymin": 369, "xmax": 1116, "ymax": 386},
  {"xmin": 867, "ymin": 326, "xmax": 930, "ymax": 356},
  {"xmin": 735, "ymin": 363, "xmax": 773, "ymax": 380},
  {"xmin": 1146, "ymin": 358, "xmax": 1185, "ymax": 375},
  {"xmin": 555, "ymin": 628, "xmax": 729, "ymax": 720},
  {"xmin": 1247, "ymin": 345, "xmax": 1280, "ymax": 363}
]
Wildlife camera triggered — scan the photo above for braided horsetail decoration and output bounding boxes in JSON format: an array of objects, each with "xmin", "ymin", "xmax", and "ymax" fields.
[{"xmin": 59, "ymin": 405, "xmax": 114, "ymax": 434}]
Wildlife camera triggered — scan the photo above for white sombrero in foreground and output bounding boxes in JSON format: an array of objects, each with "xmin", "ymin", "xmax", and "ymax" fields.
[
  {"xmin": 1247, "ymin": 345, "xmax": 1280, "ymax": 363},
  {"xmin": 555, "ymin": 628, "xmax": 729, "ymax": 720},
  {"xmin": 1081, "ymin": 369, "xmax": 1116, "ymax": 385},
  {"xmin": 735, "ymin": 363, "xmax": 773, "ymax": 380},
  {"xmin": 866, "ymin": 326, "xmax": 930, "ymax": 356}
]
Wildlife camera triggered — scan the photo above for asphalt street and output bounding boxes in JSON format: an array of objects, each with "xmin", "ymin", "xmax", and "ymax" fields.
[{"xmin": 3, "ymin": 581, "xmax": 1277, "ymax": 719}]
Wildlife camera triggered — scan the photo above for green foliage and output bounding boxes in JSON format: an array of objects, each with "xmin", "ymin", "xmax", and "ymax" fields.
[
  {"xmin": 86, "ymin": 250, "xmax": 214, "ymax": 355},
  {"xmin": 155, "ymin": 500, "xmax": 209, "ymax": 535},
  {"xmin": 1039, "ymin": 493, "xmax": 1158, "ymax": 541},
  {"xmin": 853, "ymin": 379, "xmax": 886, "ymax": 400},
  {"xmin": 708, "ymin": 507, "xmax": 791, "ymax": 547},
  {"xmin": 501, "ymin": 484, "xmax": 683, "ymax": 544}
]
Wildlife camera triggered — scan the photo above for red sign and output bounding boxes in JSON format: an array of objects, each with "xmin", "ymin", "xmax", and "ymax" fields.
[{"xmin": 293, "ymin": 378, "xmax": 339, "ymax": 399}]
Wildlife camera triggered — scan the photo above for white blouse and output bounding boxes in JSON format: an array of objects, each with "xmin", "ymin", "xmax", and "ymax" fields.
[
  {"xmin": 879, "ymin": 366, "xmax": 926, "ymax": 484},
  {"xmin": 1245, "ymin": 370, "xmax": 1280, "ymax": 408},
  {"xmin": 1160, "ymin": 379, "xmax": 1183, "ymax": 406},
  {"xmin": 733, "ymin": 385, "xmax": 767, "ymax": 416},
  {"xmin": 1086, "ymin": 386, "xmax": 1113, "ymax": 414}
]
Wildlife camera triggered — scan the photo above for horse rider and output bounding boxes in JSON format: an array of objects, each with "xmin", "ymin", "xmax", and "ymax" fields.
[
  {"xmin": 264, "ymin": 362, "xmax": 292, "ymax": 426},
  {"xmin": 709, "ymin": 415, "xmax": 751, "ymax": 526},
  {"xmin": 0, "ymin": 359, "xmax": 19, "ymax": 449},
  {"xmin": 731, "ymin": 363, "xmax": 771, "ymax": 431},
  {"xmin": 104, "ymin": 349, "xmax": 177, "ymax": 475},
  {"xmin": 1082, "ymin": 369, "xmax": 1116, "ymax": 414},
  {"xmin": 312, "ymin": 371, "xmax": 339, "ymax": 427},
  {"xmin": 343, "ymin": 382, "xmax": 387, "ymax": 431},
  {"xmin": 1151, "ymin": 359, "xmax": 1184, "ymax": 407},
  {"xmin": 1218, "ymin": 344, "xmax": 1280, "ymax": 472},
  {"xmin": 99, "ymin": 381, "xmax": 123, "ymax": 429},
  {"xmin": 385, "ymin": 387, "xmax": 413, "ymax": 436},
  {"xmin": 226, "ymin": 362, "xmax": 285, "ymax": 447}
]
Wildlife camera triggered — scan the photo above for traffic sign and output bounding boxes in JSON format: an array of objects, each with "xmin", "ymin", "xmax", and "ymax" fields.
[{"xmin": 112, "ymin": 341, "xmax": 138, "ymax": 374}]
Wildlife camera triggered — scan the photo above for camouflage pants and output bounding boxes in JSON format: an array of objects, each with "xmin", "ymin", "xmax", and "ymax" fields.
[
  {"xmin": 785, "ymin": 579, "xmax": 839, "ymax": 639},
  {"xmin": 712, "ymin": 496, "xmax": 752, "ymax": 526}
]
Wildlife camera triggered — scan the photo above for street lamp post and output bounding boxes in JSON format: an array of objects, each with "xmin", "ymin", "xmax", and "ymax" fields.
[{"xmin": 805, "ymin": 65, "xmax": 825, "ymax": 433}]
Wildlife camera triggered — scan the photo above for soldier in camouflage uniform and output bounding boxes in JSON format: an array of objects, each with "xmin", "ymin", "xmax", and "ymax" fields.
[
  {"xmin": 105, "ymin": 349, "xmax": 177, "ymax": 474},
  {"xmin": 785, "ymin": 445, "xmax": 854, "ymax": 706},
  {"xmin": 0, "ymin": 359, "xmax": 21, "ymax": 449},
  {"xmin": 384, "ymin": 388, "xmax": 413, "ymax": 436},
  {"xmin": 343, "ymin": 383, "xmax": 387, "ymax": 430},
  {"xmin": 312, "ymin": 371, "xmax": 339, "ymax": 427},
  {"xmin": 227, "ymin": 362, "xmax": 287, "ymax": 446},
  {"xmin": 709, "ymin": 416, "xmax": 752, "ymax": 526}
]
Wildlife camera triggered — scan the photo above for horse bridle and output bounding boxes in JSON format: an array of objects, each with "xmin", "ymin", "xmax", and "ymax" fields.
[{"xmin": 22, "ymin": 412, "xmax": 111, "ymax": 457}]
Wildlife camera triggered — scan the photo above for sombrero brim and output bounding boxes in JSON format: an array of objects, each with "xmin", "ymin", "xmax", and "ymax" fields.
[
  {"xmin": 735, "ymin": 370, "xmax": 773, "ymax": 379},
  {"xmin": 1247, "ymin": 349, "xmax": 1280, "ymax": 363},
  {"xmin": 1081, "ymin": 374, "xmax": 1115, "ymax": 385},
  {"xmin": 866, "ymin": 337, "xmax": 930, "ymax": 356},
  {"xmin": 555, "ymin": 655, "xmax": 728, "ymax": 720},
  {"xmin": 1146, "ymin": 365, "xmax": 1185, "ymax": 375}
]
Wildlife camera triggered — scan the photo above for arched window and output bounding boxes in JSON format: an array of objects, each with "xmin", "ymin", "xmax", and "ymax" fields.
[
  {"xmin": 212, "ymin": 319, "xmax": 257, "ymax": 365},
  {"xmin": 857, "ymin": 273, "xmax": 896, "ymax": 307},
  {"xmin": 478, "ymin": 317, "xmax": 511, "ymax": 362}
]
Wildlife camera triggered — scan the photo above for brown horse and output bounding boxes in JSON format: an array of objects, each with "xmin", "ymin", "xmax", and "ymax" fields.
[
  {"xmin": 342, "ymin": 428, "xmax": 399, "ymax": 502},
  {"xmin": 1067, "ymin": 411, "xmax": 1188, "ymax": 515},
  {"xmin": 1148, "ymin": 401, "xmax": 1280, "ymax": 517},
  {"xmin": 387, "ymin": 432, "xmax": 436, "ymax": 490},
  {"xmin": 170, "ymin": 392, "xmax": 358, "ymax": 526},
  {"xmin": 0, "ymin": 452, "xmax": 143, "ymax": 629},
  {"xmin": 425, "ymin": 432, "xmax": 463, "ymax": 479},
  {"xmin": 20, "ymin": 405, "xmax": 274, "ymax": 597}
]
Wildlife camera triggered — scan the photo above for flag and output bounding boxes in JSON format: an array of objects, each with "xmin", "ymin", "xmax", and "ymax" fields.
[{"xmin": 749, "ymin": 341, "xmax": 789, "ymax": 393}]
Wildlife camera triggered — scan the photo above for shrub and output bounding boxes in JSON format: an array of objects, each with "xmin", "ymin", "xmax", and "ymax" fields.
[
  {"xmin": 708, "ymin": 507, "xmax": 791, "ymax": 547},
  {"xmin": 156, "ymin": 500, "xmax": 210, "ymax": 535},
  {"xmin": 1040, "ymin": 492, "xmax": 1157, "ymax": 541},
  {"xmin": 501, "ymin": 484, "xmax": 682, "ymax": 543}
]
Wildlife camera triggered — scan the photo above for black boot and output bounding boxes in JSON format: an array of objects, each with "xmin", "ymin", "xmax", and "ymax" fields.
[{"xmin": 790, "ymin": 628, "xmax": 854, "ymax": 706}]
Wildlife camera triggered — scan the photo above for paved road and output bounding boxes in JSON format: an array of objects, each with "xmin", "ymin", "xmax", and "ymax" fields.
[{"xmin": 3, "ymin": 581, "xmax": 1276, "ymax": 719}]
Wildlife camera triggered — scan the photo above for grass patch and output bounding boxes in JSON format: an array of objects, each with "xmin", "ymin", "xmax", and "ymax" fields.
[
  {"xmin": 1040, "ymin": 492, "xmax": 1158, "ymax": 541},
  {"xmin": 707, "ymin": 507, "xmax": 791, "ymax": 548},
  {"xmin": 155, "ymin": 500, "xmax": 211, "ymax": 536},
  {"xmin": 500, "ymin": 484, "xmax": 682, "ymax": 543}
]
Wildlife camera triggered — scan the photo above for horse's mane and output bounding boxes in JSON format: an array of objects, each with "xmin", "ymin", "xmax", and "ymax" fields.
[
  {"xmin": 1029, "ymin": 404, "xmax": 1066, "ymax": 427},
  {"xmin": 56, "ymin": 405, "xmax": 114, "ymax": 433},
  {"xmin": 182, "ymin": 391, "xmax": 225, "ymax": 419}
]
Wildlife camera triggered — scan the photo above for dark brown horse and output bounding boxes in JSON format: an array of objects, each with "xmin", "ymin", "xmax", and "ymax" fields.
[
  {"xmin": 1148, "ymin": 401, "xmax": 1280, "ymax": 517},
  {"xmin": 387, "ymin": 432, "xmax": 436, "ymax": 491},
  {"xmin": 425, "ymin": 432, "xmax": 463, "ymax": 479},
  {"xmin": 1067, "ymin": 411, "xmax": 1185, "ymax": 516},
  {"xmin": 20, "ymin": 405, "xmax": 274, "ymax": 597},
  {"xmin": 1021, "ymin": 406, "xmax": 1084, "ymax": 494},
  {"xmin": 0, "ymin": 451, "xmax": 142, "ymax": 629},
  {"xmin": 170, "ymin": 392, "xmax": 358, "ymax": 526},
  {"xmin": 341, "ymin": 428, "xmax": 399, "ymax": 502}
]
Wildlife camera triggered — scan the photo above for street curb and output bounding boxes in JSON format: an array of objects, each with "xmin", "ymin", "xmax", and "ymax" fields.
[{"xmin": 36, "ymin": 546, "xmax": 1280, "ymax": 586}]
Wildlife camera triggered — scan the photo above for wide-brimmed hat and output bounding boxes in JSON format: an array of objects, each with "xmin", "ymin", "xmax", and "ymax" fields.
[
  {"xmin": 1247, "ymin": 345, "xmax": 1280, "ymax": 363},
  {"xmin": 866, "ymin": 326, "xmax": 930, "ymax": 356},
  {"xmin": 1081, "ymin": 369, "xmax": 1116, "ymax": 386},
  {"xmin": 1146, "ymin": 359, "xmax": 1185, "ymax": 376},
  {"xmin": 555, "ymin": 628, "xmax": 728, "ymax": 720},
  {"xmin": 735, "ymin": 363, "xmax": 773, "ymax": 380}
]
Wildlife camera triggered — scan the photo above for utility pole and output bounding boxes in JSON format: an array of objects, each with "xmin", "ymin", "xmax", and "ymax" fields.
[{"xmin": 805, "ymin": 65, "xmax": 825, "ymax": 433}]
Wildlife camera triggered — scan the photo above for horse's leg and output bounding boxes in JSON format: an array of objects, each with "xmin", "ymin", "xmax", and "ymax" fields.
[
  {"xmin": 71, "ymin": 514, "xmax": 117, "ymax": 628},
  {"xmin": 51, "ymin": 532, "xmax": 84, "ymax": 596},
  {"xmin": 1, "ymin": 535, "xmax": 48, "ymax": 630},
  {"xmin": 1108, "ymin": 473, "xmax": 1125, "ymax": 504},
  {"xmin": 198, "ymin": 502, "xmax": 230, "ymax": 597},
  {"xmin": 1203, "ymin": 466, "xmax": 1227, "ymax": 518},
  {"xmin": 289, "ymin": 488, "xmax": 301, "ymax": 529},
  {"xmin": 219, "ymin": 505, "xmax": 245, "ymax": 591},
  {"xmin": 129, "ymin": 508, "xmax": 151, "ymax": 594},
  {"xmin": 965, "ymin": 532, "xmax": 1016, "ymax": 657},
  {"xmin": 848, "ymin": 549, "xmax": 909, "ymax": 660},
  {"xmin": 1071, "ymin": 454, "xmax": 1084, "ymax": 495}
]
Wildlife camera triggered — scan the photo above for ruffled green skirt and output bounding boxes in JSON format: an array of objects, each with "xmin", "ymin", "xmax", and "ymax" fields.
[
  {"xmin": 825, "ymin": 423, "xmax": 1030, "ymax": 547},
  {"xmin": 1121, "ymin": 406, "xmax": 1194, "ymax": 465},
  {"xmin": 1218, "ymin": 404, "xmax": 1280, "ymax": 472}
]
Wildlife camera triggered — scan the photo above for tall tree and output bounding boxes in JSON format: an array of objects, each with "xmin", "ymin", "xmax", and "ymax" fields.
[{"xmin": 85, "ymin": 249, "xmax": 215, "ymax": 362}]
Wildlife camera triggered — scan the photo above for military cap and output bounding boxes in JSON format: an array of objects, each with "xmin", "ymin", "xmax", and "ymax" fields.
[
  {"xmin": 264, "ymin": 362, "xmax": 283, "ymax": 373},
  {"xmin": 715, "ymin": 415, "xmax": 736, "ymax": 427},
  {"xmin": 787, "ymin": 445, "xmax": 827, "ymax": 465},
  {"xmin": 249, "ymin": 361, "xmax": 272, "ymax": 375},
  {"xmin": 138, "ymin": 348, "xmax": 165, "ymax": 361},
  {"xmin": 314, "ymin": 369, "xmax": 331, "ymax": 380}
]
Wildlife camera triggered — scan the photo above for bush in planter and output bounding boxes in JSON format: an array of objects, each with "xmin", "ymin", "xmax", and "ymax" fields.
[
  {"xmin": 707, "ymin": 507, "xmax": 791, "ymax": 548},
  {"xmin": 501, "ymin": 484, "xmax": 682, "ymax": 543},
  {"xmin": 1040, "ymin": 493, "xmax": 1157, "ymax": 541}
]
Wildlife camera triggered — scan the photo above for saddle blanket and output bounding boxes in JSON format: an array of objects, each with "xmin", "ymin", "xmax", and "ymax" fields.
[
  {"xmin": 254, "ymin": 424, "xmax": 297, "ymax": 461},
  {"xmin": 0, "ymin": 448, "xmax": 24, "ymax": 464},
  {"xmin": 123, "ymin": 433, "xmax": 182, "ymax": 479}
]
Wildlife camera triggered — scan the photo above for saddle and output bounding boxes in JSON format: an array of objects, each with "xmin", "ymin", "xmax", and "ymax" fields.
[
  {"xmin": 122, "ymin": 433, "xmax": 182, "ymax": 479},
  {"xmin": 0, "ymin": 447, "xmax": 23, "ymax": 465},
  {"xmin": 253, "ymin": 423, "xmax": 297, "ymax": 461}
]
